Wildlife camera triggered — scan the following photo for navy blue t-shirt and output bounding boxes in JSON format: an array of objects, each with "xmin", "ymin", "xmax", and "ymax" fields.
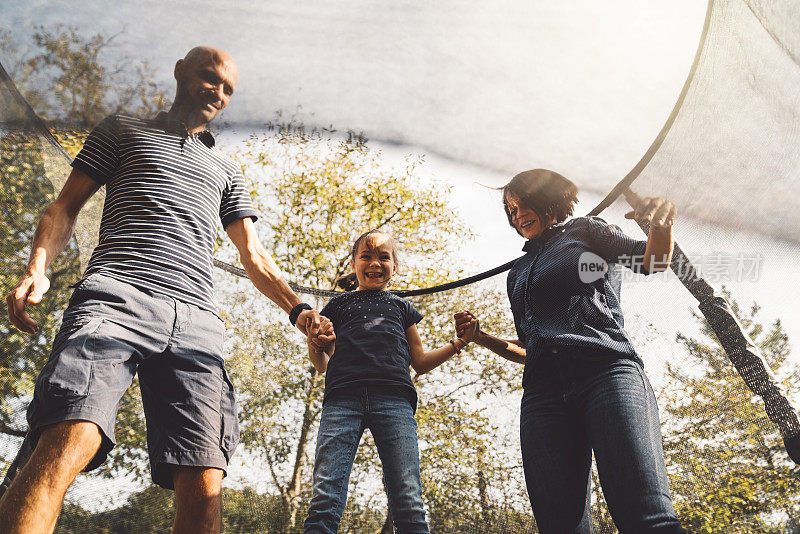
[
  {"xmin": 507, "ymin": 216, "xmax": 652, "ymax": 389},
  {"xmin": 320, "ymin": 289, "xmax": 423, "ymax": 409}
]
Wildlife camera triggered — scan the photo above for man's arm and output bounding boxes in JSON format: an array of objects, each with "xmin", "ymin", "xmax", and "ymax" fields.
[
  {"xmin": 225, "ymin": 217, "xmax": 323, "ymax": 336},
  {"xmin": 6, "ymin": 168, "xmax": 103, "ymax": 334}
]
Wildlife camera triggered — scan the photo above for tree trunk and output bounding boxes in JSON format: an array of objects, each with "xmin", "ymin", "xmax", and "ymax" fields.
[
  {"xmin": 478, "ymin": 468, "xmax": 492, "ymax": 526},
  {"xmin": 379, "ymin": 512, "xmax": 393, "ymax": 534},
  {"xmin": 283, "ymin": 367, "xmax": 325, "ymax": 532}
]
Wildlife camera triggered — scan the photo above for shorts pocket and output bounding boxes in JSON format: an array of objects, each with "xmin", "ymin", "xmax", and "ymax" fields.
[
  {"xmin": 219, "ymin": 364, "xmax": 239, "ymax": 459},
  {"xmin": 42, "ymin": 317, "xmax": 104, "ymax": 397}
]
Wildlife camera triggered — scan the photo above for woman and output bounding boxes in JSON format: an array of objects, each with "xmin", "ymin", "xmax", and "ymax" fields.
[{"xmin": 455, "ymin": 169, "xmax": 686, "ymax": 533}]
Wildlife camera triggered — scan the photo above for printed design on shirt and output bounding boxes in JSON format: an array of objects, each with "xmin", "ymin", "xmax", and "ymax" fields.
[
  {"xmin": 363, "ymin": 317, "xmax": 387, "ymax": 331},
  {"xmin": 72, "ymin": 114, "xmax": 258, "ymax": 311}
]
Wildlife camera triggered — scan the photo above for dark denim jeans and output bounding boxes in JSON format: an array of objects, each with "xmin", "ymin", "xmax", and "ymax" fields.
[
  {"xmin": 304, "ymin": 385, "xmax": 429, "ymax": 534},
  {"xmin": 520, "ymin": 348, "xmax": 686, "ymax": 533}
]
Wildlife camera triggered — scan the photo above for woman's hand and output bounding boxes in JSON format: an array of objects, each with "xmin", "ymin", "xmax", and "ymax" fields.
[
  {"xmin": 624, "ymin": 197, "xmax": 677, "ymax": 228},
  {"xmin": 624, "ymin": 194, "xmax": 676, "ymax": 272},
  {"xmin": 455, "ymin": 310, "xmax": 526, "ymax": 364},
  {"xmin": 454, "ymin": 310, "xmax": 480, "ymax": 343}
]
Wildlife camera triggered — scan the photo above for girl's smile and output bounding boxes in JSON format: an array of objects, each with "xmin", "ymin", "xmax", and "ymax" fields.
[{"xmin": 352, "ymin": 234, "xmax": 397, "ymax": 290}]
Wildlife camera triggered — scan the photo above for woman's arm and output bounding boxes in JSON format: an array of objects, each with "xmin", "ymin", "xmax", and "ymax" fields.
[
  {"xmin": 642, "ymin": 226, "xmax": 674, "ymax": 273},
  {"xmin": 454, "ymin": 310, "xmax": 525, "ymax": 365},
  {"xmin": 474, "ymin": 331, "xmax": 526, "ymax": 365}
]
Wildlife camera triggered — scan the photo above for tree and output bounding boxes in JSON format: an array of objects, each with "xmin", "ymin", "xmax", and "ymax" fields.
[
  {"xmin": 0, "ymin": 134, "xmax": 82, "ymax": 442},
  {"xmin": 659, "ymin": 292, "xmax": 800, "ymax": 533},
  {"xmin": 2, "ymin": 25, "xmax": 169, "ymax": 128}
]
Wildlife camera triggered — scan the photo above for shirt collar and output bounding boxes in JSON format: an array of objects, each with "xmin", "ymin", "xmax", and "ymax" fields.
[
  {"xmin": 522, "ymin": 220, "xmax": 567, "ymax": 252},
  {"xmin": 154, "ymin": 111, "xmax": 216, "ymax": 148}
]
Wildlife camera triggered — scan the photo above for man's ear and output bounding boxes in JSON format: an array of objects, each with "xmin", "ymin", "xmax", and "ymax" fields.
[{"xmin": 174, "ymin": 59, "xmax": 185, "ymax": 82}]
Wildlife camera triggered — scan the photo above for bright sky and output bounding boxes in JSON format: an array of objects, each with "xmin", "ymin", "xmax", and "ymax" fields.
[{"xmin": 4, "ymin": 0, "xmax": 706, "ymax": 183}]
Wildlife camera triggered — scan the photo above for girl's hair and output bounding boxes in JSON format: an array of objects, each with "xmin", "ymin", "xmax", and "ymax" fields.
[
  {"xmin": 501, "ymin": 169, "xmax": 578, "ymax": 235},
  {"xmin": 336, "ymin": 230, "xmax": 400, "ymax": 291}
]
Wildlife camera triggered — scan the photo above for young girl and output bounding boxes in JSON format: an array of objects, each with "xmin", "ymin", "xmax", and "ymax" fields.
[{"xmin": 302, "ymin": 230, "xmax": 477, "ymax": 534}]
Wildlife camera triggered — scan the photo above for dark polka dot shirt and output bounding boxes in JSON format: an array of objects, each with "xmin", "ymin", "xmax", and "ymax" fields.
[{"xmin": 507, "ymin": 216, "xmax": 651, "ymax": 389}]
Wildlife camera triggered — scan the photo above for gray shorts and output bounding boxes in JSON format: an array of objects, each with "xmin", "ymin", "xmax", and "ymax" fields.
[{"xmin": 26, "ymin": 273, "xmax": 239, "ymax": 489}]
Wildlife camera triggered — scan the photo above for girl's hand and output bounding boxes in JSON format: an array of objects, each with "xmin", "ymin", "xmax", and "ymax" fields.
[
  {"xmin": 624, "ymin": 197, "xmax": 676, "ymax": 228},
  {"xmin": 454, "ymin": 310, "xmax": 479, "ymax": 343},
  {"xmin": 308, "ymin": 316, "xmax": 335, "ymax": 352}
]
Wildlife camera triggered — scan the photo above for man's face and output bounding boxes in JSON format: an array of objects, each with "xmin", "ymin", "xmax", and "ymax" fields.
[{"xmin": 175, "ymin": 52, "xmax": 238, "ymax": 125}]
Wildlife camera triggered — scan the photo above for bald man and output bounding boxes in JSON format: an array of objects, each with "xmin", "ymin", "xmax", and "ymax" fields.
[{"xmin": 0, "ymin": 47, "xmax": 329, "ymax": 533}]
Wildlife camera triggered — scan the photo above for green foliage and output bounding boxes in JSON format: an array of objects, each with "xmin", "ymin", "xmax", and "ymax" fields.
[
  {"xmin": 54, "ymin": 484, "xmax": 392, "ymax": 534},
  {"xmin": 0, "ymin": 134, "xmax": 82, "ymax": 441},
  {"xmin": 1, "ymin": 25, "xmax": 169, "ymax": 127},
  {"xmin": 659, "ymin": 291, "xmax": 800, "ymax": 533}
]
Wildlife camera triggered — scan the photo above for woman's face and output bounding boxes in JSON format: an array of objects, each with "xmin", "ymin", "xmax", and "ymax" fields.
[{"xmin": 505, "ymin": 192, "xmax": 550, "ymax": 239}]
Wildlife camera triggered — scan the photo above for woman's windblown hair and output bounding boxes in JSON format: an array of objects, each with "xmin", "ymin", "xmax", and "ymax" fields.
[{"xmin": 501, "ymin": 169, "xmax": 578, "ymax": 235}]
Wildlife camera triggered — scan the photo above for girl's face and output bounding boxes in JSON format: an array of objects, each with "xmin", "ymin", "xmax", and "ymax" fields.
[
  {"xmin": 505, "ymin": 192, "xmax": 550, "ymax": 239},
  {"xmin": 351, "ymin": 234, "xmax": 397, "ymax": 290}
]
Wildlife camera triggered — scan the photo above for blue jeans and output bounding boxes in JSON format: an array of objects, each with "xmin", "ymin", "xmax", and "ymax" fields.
[
  {"xmin": 520, "ymin": 348, "xmax": 686, "ymax": 533},
  {"xmin": 304, "ymin": 385, "xmax": 429, "ymax": 534}
]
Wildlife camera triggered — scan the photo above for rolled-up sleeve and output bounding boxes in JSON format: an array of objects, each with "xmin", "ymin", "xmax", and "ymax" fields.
[{"xmin": 220, "ymin": 172, "xmax": 259, "ymax": 229}]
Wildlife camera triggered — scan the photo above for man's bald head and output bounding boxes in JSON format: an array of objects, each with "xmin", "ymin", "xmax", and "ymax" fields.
[
  {"xmin": 182, "ymin": 46, "xmax": 238, "ymax": 79},
  {"xmin": 170, "ymin": 46, "xmax": 238, "ymax": 132}
]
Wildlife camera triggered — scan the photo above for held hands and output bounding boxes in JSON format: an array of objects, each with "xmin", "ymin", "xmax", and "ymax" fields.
[
  {"xmin": 295, "ymin": 308, "xmax": 322, "ymax": 337},
  {"xmin": 624, "ymin": 197, "xmax": 677, "ymax": 229},
  {"xmin": 454, "ymin": 310, "xmax": 479, "ymax": 344},
  {"xmin": 6, "ymin": 271, "xmax": 50, "ymax": 334},
  {"xmin": 306, "ymin": 315, "xmax": 335, "ymax": 353}
]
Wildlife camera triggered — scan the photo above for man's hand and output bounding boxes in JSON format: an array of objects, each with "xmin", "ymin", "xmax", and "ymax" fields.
[
  {"xmin": 296, "ymin": 308, "xmax": 322, "ymax": 337},
  {"xmin": 307, "ymin": 316, "xmax": 335, "ymax": 353},
  {"xmin": 6, "ymin": 168, "xmax": 100, "ymax": 335},
  {"xmin": 6, "ymin": 271, "xmax": 50, "ymax": 334}
]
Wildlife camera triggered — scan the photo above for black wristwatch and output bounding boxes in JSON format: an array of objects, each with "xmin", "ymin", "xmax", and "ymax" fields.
[{"xmin": 289, "ymin": 303, "xmax": 312, "ymax": 326}]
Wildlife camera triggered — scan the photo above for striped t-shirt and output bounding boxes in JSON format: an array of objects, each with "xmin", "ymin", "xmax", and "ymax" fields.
[{"xmin": 71, "ymin": 113, "xmax": 258, "ymax": 312}]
